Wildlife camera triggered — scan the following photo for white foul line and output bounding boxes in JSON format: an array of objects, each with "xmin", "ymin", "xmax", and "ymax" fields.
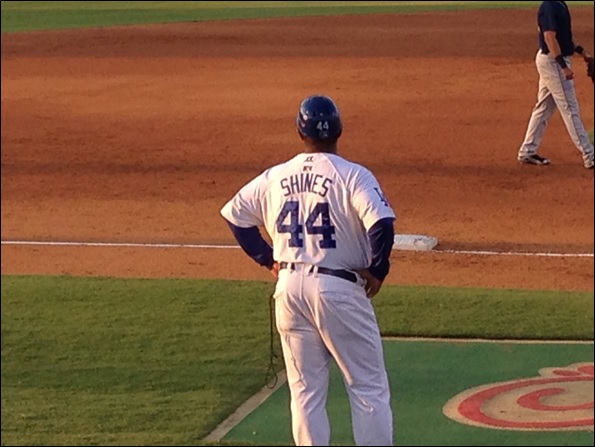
[
  {"xmin": 435, "ymin": 249, "xmax": 593, "ymax": 258},
  {"xmin": 383, "ymin": 336, "xmax": 594, "ymax": 345},
  {"xmin": 0, "ymin": 240, "xmax": 241, "ymax": 249},
  {"xmin": 1, "ymin": 240, "xmax": 593, "ymax": 258}
]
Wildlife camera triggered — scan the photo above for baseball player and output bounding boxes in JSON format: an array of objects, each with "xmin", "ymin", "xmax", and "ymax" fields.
[
  {"xmin": 221, "ymin": 95, "xmax": 395, "ymax": 446},
  {"xmin": 517, "ymin": 0, "xmax": 594, "ymax": 169}
]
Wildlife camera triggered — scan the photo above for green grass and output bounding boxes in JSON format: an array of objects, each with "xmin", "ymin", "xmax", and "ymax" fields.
[
  {"xmin": 375, "ymin": 284, "xmax": 594, "ymax": 340},
  {"xmin": 1, "ymin": 276, "xmax": 284, "ymax": 446},
  {"xmin": 1, "ymin": 275, "xmax": 593, "ymax": 446},
  {"xmin": 1, "ymin": 1, "xmax": 593, "ymax": 33}
]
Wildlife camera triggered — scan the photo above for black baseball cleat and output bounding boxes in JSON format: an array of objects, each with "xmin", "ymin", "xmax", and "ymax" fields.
[{"xmin": 518, "ymin": 154, "xmax": 551, "ymax": 166}]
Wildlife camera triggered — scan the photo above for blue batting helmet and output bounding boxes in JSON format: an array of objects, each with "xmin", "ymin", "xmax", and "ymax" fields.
[{"xmin": 296, "ymin": 95, "xmax": 343, "ymax": 141}]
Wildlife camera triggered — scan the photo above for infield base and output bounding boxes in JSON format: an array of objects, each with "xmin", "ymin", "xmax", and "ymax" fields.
[{"xmin": 393, "ymin": 234, "xmax": 438, "ymax": 251}]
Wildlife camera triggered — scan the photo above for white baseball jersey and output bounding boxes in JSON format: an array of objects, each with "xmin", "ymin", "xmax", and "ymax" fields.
[{"xmin": 221, "ymin": 152, "xmax": 395, "ymax": 270}]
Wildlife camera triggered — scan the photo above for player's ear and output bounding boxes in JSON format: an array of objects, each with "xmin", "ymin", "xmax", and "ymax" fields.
[{"xmin": 298, "ymin": 130, "xmax": 306, "ymax": 141}]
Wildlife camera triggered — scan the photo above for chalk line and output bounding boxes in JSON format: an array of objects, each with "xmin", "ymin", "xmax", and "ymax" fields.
[{"xmin": 1, "ymin": 239, "xmax": 593, "ymax": 258}]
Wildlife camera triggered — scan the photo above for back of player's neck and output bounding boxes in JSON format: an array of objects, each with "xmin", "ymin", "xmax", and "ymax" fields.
[{"xmin": 305, "ymin": 145, "xmax": 337, "ymax": 154}]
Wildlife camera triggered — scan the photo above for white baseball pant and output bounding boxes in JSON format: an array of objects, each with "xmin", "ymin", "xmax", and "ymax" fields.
[
  {"xmin": 519, "ymin": 51, "xmax": 594, "ymax": 163},
  {"xmin": 274, "ymin": 263, "xmax": 394, "ymax": 446}
]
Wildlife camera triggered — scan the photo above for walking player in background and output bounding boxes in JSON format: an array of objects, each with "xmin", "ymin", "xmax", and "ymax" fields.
[
  {"xmin": 221, "ymin": 95, "xmax": 395, "ymax": 446},
  {"xmin": 517, "ymin": 0, "xmax": 594, "ymax": 169}
]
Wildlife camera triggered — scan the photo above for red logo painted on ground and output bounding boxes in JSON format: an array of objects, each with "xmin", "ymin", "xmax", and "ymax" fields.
[{"xmin": 443, "ymin": 362, "xmax": 594, "ymax": 431}]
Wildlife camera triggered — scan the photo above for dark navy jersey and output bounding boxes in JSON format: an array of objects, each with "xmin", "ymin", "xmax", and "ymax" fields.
[{"xmin": 538, "ymin": 1, "xmax": 575, "ymax": 56}]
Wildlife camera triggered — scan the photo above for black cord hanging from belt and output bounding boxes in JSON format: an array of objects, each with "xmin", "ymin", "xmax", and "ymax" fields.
[{"xmin": 264, "ymin": 292, "xmax": 279, "ymax": 389}]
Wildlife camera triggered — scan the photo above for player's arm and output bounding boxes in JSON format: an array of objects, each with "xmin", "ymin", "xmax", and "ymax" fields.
[
  {"xmin": 540, "ymin": 2, "xmax": 573, "ymax": 81},
  {"xmin": 544, "ymin": 30, "xmax": 574, "ymax": 80},
  {"xmin": 543, "ymin": 30, "xmax": 564, "ymax": 62},
  {"xmin": 223, "ymin": 220, "xmax": 275, "ymax": 270},
  {"xmin": 350, "ymin": 169, "xmax": 396, "ymax": 298},
  {"xmin": 358, "ymin": 217, "xmax": 395, "ymax": 298},
  {"xmin": 221, "ymin": 173, "xmax": 277, "ymax": 276},
  {"xmin": 367, "ymin": 217, "xmax": 395, "ymax": 282}
]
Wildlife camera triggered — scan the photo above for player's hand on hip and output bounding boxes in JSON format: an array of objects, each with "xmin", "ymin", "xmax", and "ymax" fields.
[
  {"xmin": 270, "ymin": 261, "xmax": 280, "ymax": 279},
  {"xmin": 357, "ymin": 269, "xmax": 383, "ymax": 299},
  {"xmin": 562, "ymin": 67, "xmax": 575, "ymax": 80}
]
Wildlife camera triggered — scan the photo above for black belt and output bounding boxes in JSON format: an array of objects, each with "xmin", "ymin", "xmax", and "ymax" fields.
[{"xmin": 279, "ymin": 262, "xmax": 357, "ymax": 283}]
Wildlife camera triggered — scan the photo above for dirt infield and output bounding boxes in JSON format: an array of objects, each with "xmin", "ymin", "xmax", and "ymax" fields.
[{"xmin": 1, "ymin": 8, "xmax": 593, "ymax": 291}]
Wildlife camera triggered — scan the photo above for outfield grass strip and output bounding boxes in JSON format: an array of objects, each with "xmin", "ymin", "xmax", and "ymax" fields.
[{"xmin": 2, "ymin": 1, "xmax": 593, "ymax": 33}]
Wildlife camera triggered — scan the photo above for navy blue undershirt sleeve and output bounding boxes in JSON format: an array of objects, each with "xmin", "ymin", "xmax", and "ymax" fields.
[
  {"xmin": 539, "ymin": 2, "xmax": 558, "ymax": 32},
  {"xmin": 225, "ymin": 220, "xmax": 274, "ymax": 269},
  {"xmin": 367, "ymin": 217, "xmax": 395, "ymax": 281}
]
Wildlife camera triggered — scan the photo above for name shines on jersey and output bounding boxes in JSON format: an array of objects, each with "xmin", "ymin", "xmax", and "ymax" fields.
[{"xmin": 280, "ymin": 173, "xmax": 333, "ymax": 198}]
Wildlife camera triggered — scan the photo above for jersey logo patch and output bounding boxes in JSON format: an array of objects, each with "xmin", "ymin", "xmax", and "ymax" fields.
[{"xmin": 374, "ymin": 187, "xmax": 391, "ymax": 207}]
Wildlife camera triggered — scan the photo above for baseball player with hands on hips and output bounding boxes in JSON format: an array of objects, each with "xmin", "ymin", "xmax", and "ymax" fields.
[
  {"xmin": 517, "ymin": 0, "xmax": 594, "ymax": 169},
  {"xmin": 221, "ymin": 95, "xmax": 396, "ymax": 446}
]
